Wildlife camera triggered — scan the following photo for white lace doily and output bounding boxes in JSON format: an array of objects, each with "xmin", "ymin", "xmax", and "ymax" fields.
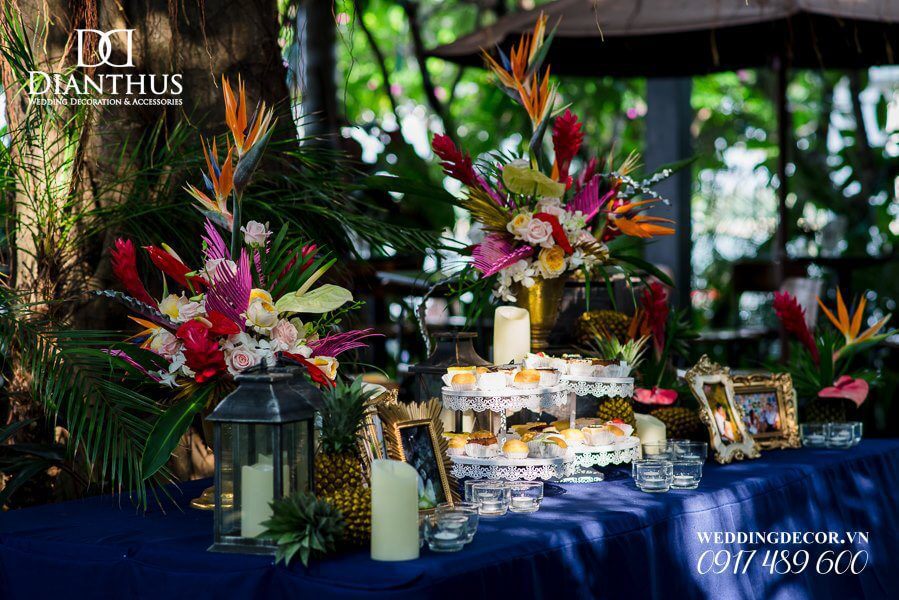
[
  {"xmin": 441, "ymin": 385, "xmax": 569, "ymax": 412},
  {"xmin": 561, "ymin": 376, "xmax": 634, "ymax": 399},
  {"xmin": 569, "ymin": 437, "xmax": 640, "ymax": 469},
  {"xmin": 450, "ymin": 455, "xmax": 573, "ymax": 481}
]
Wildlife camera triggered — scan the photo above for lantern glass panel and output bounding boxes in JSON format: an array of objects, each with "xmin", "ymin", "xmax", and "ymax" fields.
[
  {"xmin": 231, "ymin": 423, "xmax": 276, "ymax": 540},
  {"xmin": 281, "ymin": 421, "xmax": 311, "ymax": 495},
  {"xmin": 216, "ymin": 423, "xmax": 238, "ymax": 539}
]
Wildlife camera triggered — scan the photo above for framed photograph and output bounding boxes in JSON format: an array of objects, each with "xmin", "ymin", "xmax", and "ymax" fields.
[
  {"xmin": 378, "ymin": 399, "xmax": 459, "ymax": 511},
  {"xmin": 685, "ymin": 355, "xmax": 760, "ymax": 464},
  {"xmin": 732, "ymin": 373, "xmax": 800, "ymax": 450}
]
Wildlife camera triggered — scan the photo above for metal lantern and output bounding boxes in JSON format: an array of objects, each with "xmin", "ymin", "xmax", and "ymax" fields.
[
  {"xmin": 206, "ymin": 365, "xmax": 321, "ymax": 555},
  {"xmin": 408, "ymin": 331, "xmax": 491, "ymax": 401}
]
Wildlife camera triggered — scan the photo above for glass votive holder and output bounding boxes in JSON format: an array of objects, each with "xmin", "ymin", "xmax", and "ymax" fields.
[
  {"xmin": 471, "ymin": 481, "xmax": 511, "ymax": 516},
  {"xmin": 670, "ymin": 440, "xmax": 708, "ymax": 462},
  {"xmin": 826, "ymin": 422, "xmax": 855, "ymax": 449},
  {"xmin": 633, "ymin": 459, "xmax": 673, "ymax": 493},
  {"xmin": 437, "ymin": 502, "xmax": 479, "ymax": 543},
  {"xmin": 670, "ymin": 459, "xmax": 703, "ymax": 489},
  {"xmin": 423, "ymin": 513, "xmax": 470, "ymax": 552},
  {"xmin": 848, "ymin": 421, "xmax": 863, "ymax": 445},
  {"xmin": 464, "ymin": 478, "xmax": 496, "ymax": 503},
  {"xmin": 642, "ymin": 441, "xmax": 673, "ymax": 460},
  {"xmin": 800, "ymin": 423, "xmax": 827, "ymax": 448},
  {"xmin": 507, "ymin": 481, "xmax": 543, "ymax": 513}
]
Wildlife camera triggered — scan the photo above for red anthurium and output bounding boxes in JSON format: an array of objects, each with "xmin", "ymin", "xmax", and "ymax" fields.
[
  {"xmin": 819, "ymin": 376, "xmax": 869, "ymax": 408},
  {"xmin": 283, "ymin": 353, "xmax": 336, "ymax": 388},
  {"xmin": 204, "ymin": 310, "xmax": 241, "ymax": 336},
  {"xmin": 176, "ymin": 320, "xmax": 226, "ymax": 383},
  {"xmin": 110, "ymin": 238, "xmax": 155, "ymax": 305},
  {"xmin": 533, "ymin": 212, "xmax": 573, "ymax": 254},
  {"xmin": 145, "ymin": 245, "xmax": 206, "ymax": 291},
  {"xmin": 634, "ymin": 387, "xmax": 678, "ymax": 406}
]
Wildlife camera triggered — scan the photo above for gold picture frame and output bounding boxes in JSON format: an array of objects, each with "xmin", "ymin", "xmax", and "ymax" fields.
[
  {"xmin": 357, "ymin": 386, "xmax": 398, "ymax": 480},
  {"xmin": 377, "ymin": 399, "xmax": 460, "ymax": 511},
  {"xmin": 732, "ymin": 373, "xmax": 800, "ymax": 450},
  {"xmin": 685, "ymin": 355, "xmax": 761, "ymax": 464}
]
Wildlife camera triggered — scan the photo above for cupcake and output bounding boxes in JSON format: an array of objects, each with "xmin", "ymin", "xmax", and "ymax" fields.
[
  {"xmin": 582, "ymin": 427, "xmax": 615, "ymax": 447},
  {"xmin": 559, "ymin": 428, "xmax": 586, "ymax": 446},
  {"xmin": 512, "ymin": 369, "xmax": 541, "ymax": 389},
  {"xmin": 477, "ymin": 371, "xmax": 507, "ymax": 390},
  {"xmin": 567, "ymin": 359, "xmax": 595, "ymax": 377},
  {"xmin": 448, "ymin": 372, "xmax": 477, "ymax": 391},
  {"xmin": 523, "ymin": 353, "xmax": 550, "ymax": 370},
  {"xmin": 537, "ymin": 368, "xmax": 561, "ymax": 387},
  {"xmin": 447, "ymin": 436, "xmax": 467, "ymax": 456},
  {"xmin": 502, "ymin": 439, "xmax": 529, "ymax": 459},
  {"xmin": 605, "ymin": 419, "xmax": 635, "ymax": 438},
  {"xmin": 467, "ymin": 430, "xmax": 498, "ymax": 446},
  {"xmin": 526, "ymin": 433, "xmax": 568, "ymax": 458}
]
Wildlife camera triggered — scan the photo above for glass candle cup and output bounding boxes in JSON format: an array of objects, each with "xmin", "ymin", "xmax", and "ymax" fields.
[
  {"xmin": 641, "ymin": 441, "xmax": 673, "ymax": 460},
  {"xmin": 471, "ymin": 481, "xmax": 511, "ymax": 516},
  {"xmin": 669, "ymin": 440, "xmax": 708, "ymax": 462},
  {"xmin": 800, "ymin": 423, "xmax": 827, "ymax": 448},
  {"xmin": 670, "ymin": 459, "xmax": 704, "ymax": 489},
  {"xmin": 633, "ymin": 459, "xmax": 673, "ymax": 493},
  {"xmin": 436, "ymin": 502, "xmax": 479, "ymax": 543},
  {"xmin": 826, "ymin": 422, "xmax": 855, "ymax": 449},
  {"xmin": 507, "ymin": 481, "xmax": 544, "ymax": 513},
  {"xmin": 464, "ymin": 479, "xmax": 496, "ymax": 503},
  {"xmin": 848, "ymin": 421, "xmax": 863, "ymax": 445},
  {"xmin": 423, "ymin": 513, "xmax": 469, "ymax": 552}
]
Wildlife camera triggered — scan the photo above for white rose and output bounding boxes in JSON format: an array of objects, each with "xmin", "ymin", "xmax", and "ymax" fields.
[
  {"xmin": 178, "ymin": 300, "xmax": 205, "ymax": 321},
  {"xmin": 524, "ymin": 218, "xmax": 554, "ymax": 248},
  {"xmin": 241, "ymin": 221, "xmax": 271, "ymax": 248},
  {"xmin": 159, "ymin": 294, "xmax": 188, "ymax": 321},
  {"xmin": 149, "ymin": 330, "xmax": 182, "ymax": 358},
  {"xmin": 246, "ymin": 298, "xmax": 278, "ymax": 332}
]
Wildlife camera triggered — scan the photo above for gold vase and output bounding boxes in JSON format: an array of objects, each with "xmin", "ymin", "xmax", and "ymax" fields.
[{"xmin": 514, "ymin": 276, "xmax": 566, "ymax": 352}]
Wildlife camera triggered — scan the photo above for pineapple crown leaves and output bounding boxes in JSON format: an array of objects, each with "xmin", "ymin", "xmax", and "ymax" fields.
[
  {"xmin": 585, "ymin": 323, "xmax": 649, "ymax": 370},
  {"xmin": 259, "ymin": 492, "xmax": 345, "ymax": 567},
  {"xmin": 317, "ymin": 376, "xmax": 377, "ymax": 455}
]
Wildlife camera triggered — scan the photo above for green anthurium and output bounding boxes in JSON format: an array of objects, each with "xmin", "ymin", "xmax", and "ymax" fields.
[
  {"xmin": 502, "ymin": 159, "xmax": 565, "ymax": 198},
  {"xmin": 274, "ymin": 284, "xmax": 353, "ymax": 314}
]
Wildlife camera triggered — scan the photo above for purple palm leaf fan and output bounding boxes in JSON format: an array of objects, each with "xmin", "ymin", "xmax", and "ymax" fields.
[
  {"xmin": 202, "ymin": 218, "xmax": 230, "ymax": 261},
  {"xmin": 472, "ymin": 233, "xmax": 534, "ymax": 277},
  {"xmin": 205, "ymin": 249, "xmax": 251, "ymax": 330},
  {"xmin": 309, "ymin": 328, "xmax": 382, "ymax": 358},
  {"xmin": 253, "ymin": 249, "xmax": 266, "ymax": 288},
  {"xmin": 568, "ymin": 175, "xmax": 600, "ymax": 221}
]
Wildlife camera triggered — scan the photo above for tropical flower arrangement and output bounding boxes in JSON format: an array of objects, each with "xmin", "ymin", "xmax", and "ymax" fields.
[
  {"xmin": 773, "ymin": 289, "xmax": 893, "ymax": 412},
  {"xmin": 432, "ymin": 14, "xmax": 677, "ymax": 302},
  {"xmin": 100, "ymin": 77, "xmax": 377, "ymax": 477}
]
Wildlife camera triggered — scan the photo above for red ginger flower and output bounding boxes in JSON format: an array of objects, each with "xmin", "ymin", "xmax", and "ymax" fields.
[
  {"xmin": 283, "ymin": 353, "xmax": 336, "ymax": 388},
  {"xmin": 552, "ymin": 109, "xmax": 583, "ymax": 186},
  {"xmin": 111, "ymin": 238, "xmax": 155, "ymax": 305},
  {"xmin": 641, "ymin": 282, "xmax": 670, "ymax": 356},
  {"xmin": 176, "ymin": 320, "xmax": 226, "ymax": 383},
  {"xmin": 774, "ymin": 291, "xmax": 820, "ymax": 364},
  {"xmin": 145, "ymin": 245, "xmax": 206, "ymax": 292},
  {"xmin": 432, "ymin": 134, "xmax": 478, "ymax": 188},
  {"xmin": 533, "ymin": 212, "xmax": 573, "ymax": 254}
]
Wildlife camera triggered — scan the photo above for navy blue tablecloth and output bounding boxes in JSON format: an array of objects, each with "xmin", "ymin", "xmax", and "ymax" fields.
[{"xmin": 3, "ymin": 440, "xmax": 899, "ymax": 600}]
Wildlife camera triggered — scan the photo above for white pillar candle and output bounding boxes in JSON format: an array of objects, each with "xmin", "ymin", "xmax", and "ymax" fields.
[
  {"xmin": 635, "ymin": 413, "xmax": 666, "ymax": 446},
  {"xmin": 241, "ymin": 463, "xmax": 274, "ymax": 538},
  {"xmin": 371, "ymin": 459, "xmax": 419, "ymax": 561},
  {"xmin": 493, "ymin": 306, "xmax": 530, "ymax": 366}
]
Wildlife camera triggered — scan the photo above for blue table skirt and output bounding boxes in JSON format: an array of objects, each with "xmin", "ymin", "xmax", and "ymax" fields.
[{"xmin": 2, "ymin": 440, "xmax": 899, "ymax": 600}]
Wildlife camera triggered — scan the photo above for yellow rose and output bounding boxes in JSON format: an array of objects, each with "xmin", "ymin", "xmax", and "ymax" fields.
[
  {"xmin": 249, "ymin": 288, "xmax": 273, "ymax": 304},
  {"xmin": 158, "ymin": 294, "xmax": 187, "ymax": 320},
  {"xmin": 537, "ymin": 246, "xmax": 567, "ymax": 279},
  {"xmin": 312, "ymin": 356, "xmax": 339, "ymax": 380},
  {"xmin": 506, "ymin": 212, "xmax": 532, "ymax": 238}
]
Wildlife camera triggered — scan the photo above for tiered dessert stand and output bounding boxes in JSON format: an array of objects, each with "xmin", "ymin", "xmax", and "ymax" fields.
[
  {"xmin": 561, "ymin": 375, "xmax": 640, "ymax": 482},
  {"xmin": 441, "ymin": 385, "xmax": 574, "ymax": 481}
]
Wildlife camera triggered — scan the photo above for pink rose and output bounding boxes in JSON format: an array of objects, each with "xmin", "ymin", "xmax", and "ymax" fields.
[
  {"xmin": 225, "ymin": 346, "xmax": 260, "ymax": 373},
  {"xmin": 241, "ymin": 221, "xmax": 271, "ymax": 248},
  {"xmin": 524, "ymin": 218, "xmax": 554, "ymax": 248},
  {"xmin": 149, "ymin": 330, "xmax": 182, "ymax": 359},
  {"xmin": 270, "ymin": 319, "xmax": 299, "ymax": 352},
  {"xmin": 204, "ymin": 258, "xmax": 236, "ymax": 282},
  {"xmin": 178, "ymin": 300, "xmax": 205, "ymax": 321}
]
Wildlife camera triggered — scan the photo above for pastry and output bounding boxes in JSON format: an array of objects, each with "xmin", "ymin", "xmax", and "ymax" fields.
[
  {"xmin": 582, "ymin": 427, "xmax": 615, "ymax": 447},
  {"xmin": 520, "ymin": 431, "xmax": 540, "ymax": 443},
  {"xmin": 526, "ymin": 433, "xmax": 568, "ymax": 458},
  {"xmin": 477, "ymin": 371, "xmax": 507, "ymax": 390},
  {"xmin": 567, "ymin": 359, "xmax": 595, "ymax": 377},
  {"xmin": 551, "ymin": 419, "xmax": 570, "ymax": 431},
  {"xmin": 447, "ymin": 436, "xmax": 467, "ymax": 456},
  {"xmin": 537, "ymin": 368, "xmax": 560, "ymax": 386},
  {"xmin": 605, "ymin": 419, "xmax": 634, "ymax": 438},
  {"xmin": 559, "ymin": 428, "xmax": 586, "ymax": 445},
  {"xmin": 467, "ymin": 430, "xmax": 498, "ymax": 446},
  {"xmin": 449, "ymin": 372, "xmax": 477, "ymax": 391},
  {"xmin": 512, "ymin": 368, "xmax": 541, "ymax": 389},
  {"xmin": 502, "ymin": 439, "xmax": 529, "ymax": 459}
]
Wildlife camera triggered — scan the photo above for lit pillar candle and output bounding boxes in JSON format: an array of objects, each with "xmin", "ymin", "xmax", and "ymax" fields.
[
  {"xmin": 241, "ymin": 463, "xmax": 274, "ymax": 538},
  {"xmin": 371, "ymin": 459, "xmax": 419, "ymax": 561},
  {"xmin": 635, "ymin": 413, "xmax": 666, "ymax": 446},
  {"xmin": 493, "ymin": 306, "xmax": 530, "ymax": 366}
]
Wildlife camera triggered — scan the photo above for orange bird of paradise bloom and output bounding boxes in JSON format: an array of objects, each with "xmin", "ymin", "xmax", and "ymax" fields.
[
  {"xmin": 185, "ymin": 137, "xmax": 235, "ymax": 227},
  {"xmin": 817, "ymin": 290, "xmax": 892, "ymax": 349},
  {"xmin": 610, "ymin": 199, "xmax": 675, "ymax": 238},
  {"xmin": 222, "ymin": 75, "xmax": 275, "ymax": 157}
]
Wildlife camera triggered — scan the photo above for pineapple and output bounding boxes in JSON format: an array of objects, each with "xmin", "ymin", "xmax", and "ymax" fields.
[
  {"xmin": 597, "ymin": 396, "xmax": 637, "ymax": 430},
  {"xmin": 577, "ymin": 310, "xmax": 631, "ymax": 345},
  {"xmin": 314, "ymin": 378, "xmax": 372, "ymax": 496},
  {"xmin": 804, "ymin": 398, "xmax": 852, "ymax": 423},
  {"xmin": 650, "ymin": 407, "xmax": 705, "ymax": 441},
  {"xmin": 260, "ymin": 492, "xmax": 345, "ymax": 566},
  {"xmin": 325, "ymin": 487, "xmax": 372, "ymax": 547}
]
